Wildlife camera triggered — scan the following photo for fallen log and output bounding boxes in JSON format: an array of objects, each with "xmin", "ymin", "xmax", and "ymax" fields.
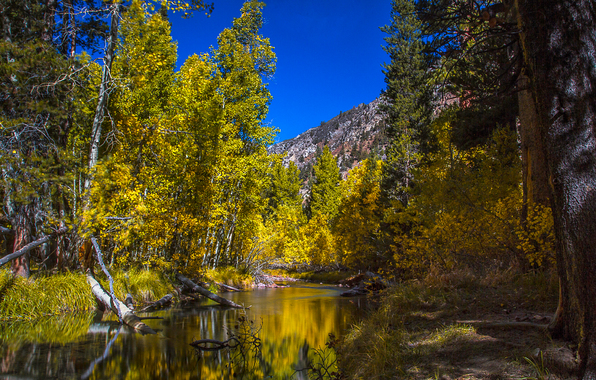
[
  {"xmin": 176, "ymin": 273, "xmax": 243, "ymax": 308},
  {"xmin": 216, "ymin": 282, "xmax": 241, "ymax": 292},
  {"xmin": 124, "ymin": 294, "xmax": 134, "ymax": 310},
  {"xmin": 139, "ymin": 293, "xmax": 173, "ymax": 312},
  {"xmin": 0, "ymin": 227, "xmax": 68, "ymax": 267},
  {"xmin": 87, "ymin": 275, "xmax": 156, "ymax": 335}
]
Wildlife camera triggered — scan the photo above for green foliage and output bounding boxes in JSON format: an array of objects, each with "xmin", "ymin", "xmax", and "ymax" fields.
[
  {"xmin": 380, "ymin": 0, "xmax": 435, "ymax": 207},
  {"xmin": 388, "ymin": 115, "xmax": 524, "ymax": 276},
  {"xmin": 310, "ymin": 146, "xmax": 342, "ymax": 220},
  {"xmin": 264, "ymin": 159, "xmax": 302, "ymax": 218}
]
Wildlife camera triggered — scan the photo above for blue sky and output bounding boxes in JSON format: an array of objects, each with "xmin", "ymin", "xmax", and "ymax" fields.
[{"xmin": 170, "ymin": 1, "xmax": 391, "ymax": 143}]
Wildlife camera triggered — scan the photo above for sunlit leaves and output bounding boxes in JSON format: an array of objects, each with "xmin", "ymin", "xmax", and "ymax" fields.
[{"xmin": 334, "ymin": 159, "xmax": 384, "ymax": 268}]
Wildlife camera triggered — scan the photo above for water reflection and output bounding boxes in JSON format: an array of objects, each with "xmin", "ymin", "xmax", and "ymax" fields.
[{"xmin": 0, "ymin": 283, "xmax": 368, "ymax": 379}]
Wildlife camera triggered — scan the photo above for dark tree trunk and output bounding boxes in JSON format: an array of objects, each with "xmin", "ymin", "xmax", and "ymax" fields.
[
  {"xmin": 10, "ymin": 205, "xmax": 33, "ymax": 278},
  {"xmin": 518, "ymin": 73, "xmax": 551, "ymax": 214},
  {"xmin": 519, "ymin": 0, "xmax": 596, "ymax": 378}
]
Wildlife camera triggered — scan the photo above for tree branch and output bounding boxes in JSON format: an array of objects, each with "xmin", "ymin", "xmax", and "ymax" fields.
[
  {"xmin": 0, "ymin": 227, "xmax": 68, "ymax": 267},
  {"xmin": 0, "ymin": 226, "xmax": 14, "ymax": 235}
]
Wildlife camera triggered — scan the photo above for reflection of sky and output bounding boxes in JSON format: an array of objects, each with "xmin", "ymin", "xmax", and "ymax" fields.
[{"xmin": 0, "ymin": 283, "xmax": 368, "ymax": 379}]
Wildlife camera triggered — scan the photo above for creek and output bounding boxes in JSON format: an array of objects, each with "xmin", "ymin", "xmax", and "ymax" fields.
[{"xmin": 0, "ymin": 282, "xmax": 369, "ymax": 379}]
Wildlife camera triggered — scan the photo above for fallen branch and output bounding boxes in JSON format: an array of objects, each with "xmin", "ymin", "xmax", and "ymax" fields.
[
  {"xmin": 190, "ymin": 338, "xmax": 239, "ymax": 351},
  {"xmin": 139, "ymin": 294, "xmax": 173, "ymax": 312},
  {"xmin": 216, "ymin": 282, "xmax": 241, "ymax": 292},
  {"xmin": 87, "ymin": 275, "xmax": 156, "ymax": 335},
  {"xmin": 177, "ymin": 273, "xmax": 243, "ymax": 308},
  {"xmin": 0, "ymin": 227, "xmax": 68, "ymax": 267},
  {"xmin": 91, "ymin": 237, "xmax": 122, "ymax": 322}
]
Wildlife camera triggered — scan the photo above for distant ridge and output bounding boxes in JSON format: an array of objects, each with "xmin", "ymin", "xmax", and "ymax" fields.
[{"xmin": 268, "ymin": 97, "xmax": 387, "ymax": 179}]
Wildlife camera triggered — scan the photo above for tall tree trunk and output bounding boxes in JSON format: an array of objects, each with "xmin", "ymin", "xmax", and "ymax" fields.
[
  {"xmin": 84, "ymin": 1, "xmax": 120, "ymax": 192},
  {"xmin": 519, "ymin": 1, "xmax": 596, "ymax": 378},
  {"xmin": 518, "ymin": 73, "xmax": 551, "ymax": 215}
]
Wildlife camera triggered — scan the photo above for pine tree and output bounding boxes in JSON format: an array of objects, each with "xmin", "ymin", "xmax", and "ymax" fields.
[
  {"xmin": 380, "ymin": 0, "xmax": 434, "ymax": 207},
  {"xmin": 265, "ymin": 160, "xmax": 302, "ymax": 219},
  {"xmin": 309, "ymin": 146, "xmax": 341, "ymax": 220},
  {"xmin": 0, "ymin": 0, "xmax": 79, "ymax": 276}
]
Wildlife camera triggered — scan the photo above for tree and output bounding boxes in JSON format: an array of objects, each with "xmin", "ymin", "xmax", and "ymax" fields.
[
  {"xmin": 516, "ymin": 0, "xmax": 596, "ymax": 377},
  {"xmin": 334, "ymin": 159, "xmax": 384, "ymax": 269},
  {"xmin": 417, "ymin": 0, "xmax": 552, "ymax": 265},
  {"xmin": 380, "ymin": 0, "xmax": 434, "ymax": 207},
  {"xmin": 0, "ymin": 0, "xmax": 81, "ymax": 276},
  {"xmin": 265, "ymin": 160, "xmax": 302, "ymax": 218},
  {"xmin": 309, "ymin": 146, "xmax": 341, "ymax": 220},
  {"xmin": 418, "ymin": 0, "xmax": 596, "ymax": 375}
]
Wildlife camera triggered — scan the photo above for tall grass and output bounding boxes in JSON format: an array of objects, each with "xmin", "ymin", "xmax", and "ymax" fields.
[
  {"xmin": 0, "ymin": 270, "xmax": 95, "ymax": 321},
  {"xmin": 0, "ymin": 268, "xmax": 176, "ymax": 321},
  {"xmin": 111, "ymin": 268, "xmax": 174, "ymax": 303},
  {"xmin": 204, "ymin": 266, "xmax": 253, "ymax": 288}
]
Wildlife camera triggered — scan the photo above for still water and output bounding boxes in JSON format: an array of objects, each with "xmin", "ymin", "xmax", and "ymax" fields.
[{"xmin": 0, "ymin": 283, "xmax": 369, "ymax": 379}]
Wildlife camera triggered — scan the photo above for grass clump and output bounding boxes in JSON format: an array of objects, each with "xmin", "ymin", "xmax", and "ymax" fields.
[
  {"xmin": 0, "ymin": 267, "xmax": 176, "ymax": 321},
  {"xmin": 110, "ymin": 268, "xmax": 174, "ymax": 303},
  {"xmin": 203, "ymin": 266, "xmax": 253, "ymax": 289},
  {"xmin": 0, "ymin": 269, "xmax": 95, "ymax": 321}
]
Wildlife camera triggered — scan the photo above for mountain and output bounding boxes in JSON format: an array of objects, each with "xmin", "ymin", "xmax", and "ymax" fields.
[{"xmin": 268, "ymin": 97, "xmax": 387, "ymax": 179}]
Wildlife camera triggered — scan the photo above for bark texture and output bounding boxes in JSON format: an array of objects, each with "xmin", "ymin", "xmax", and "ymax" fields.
[
  {"xmin": 519, "ymin": 1, "xmax": 596, "ymax": 378},
  {"xmin": 87, "ymin": 275, "xmax": 156, "ymax": 335}
]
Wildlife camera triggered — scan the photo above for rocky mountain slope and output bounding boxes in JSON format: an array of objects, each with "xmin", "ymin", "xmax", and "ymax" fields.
[{"xmin": 268, "ymin": 97, "xmax": 387, "ymax": 179}]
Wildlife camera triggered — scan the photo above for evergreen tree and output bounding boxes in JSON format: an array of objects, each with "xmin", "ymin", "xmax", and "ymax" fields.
[
  {"xmin": 265, "ymin": 160, "xmax": 302, "ymax": 219},
  {"xmin": 380, "ymin": 0, "xmax": 434, "ymax": 207},
  {"xmin": 0, "ymin": 0, "xmax": 83, "ymax": 276},
  {"xmin": 309, "ymin": 146, "xmax": 341, "ymax": 220}
]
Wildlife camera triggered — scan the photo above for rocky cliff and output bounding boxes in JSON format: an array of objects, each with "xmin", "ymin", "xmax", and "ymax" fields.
[{"xmin": 268, "ymin": 97, "xmax": 387, "ymax": 179}]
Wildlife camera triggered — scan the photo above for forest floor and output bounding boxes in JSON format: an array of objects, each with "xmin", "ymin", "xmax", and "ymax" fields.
[{"xmin": 339, "ymin": 270, "xmax": 578, "ymax": 379}]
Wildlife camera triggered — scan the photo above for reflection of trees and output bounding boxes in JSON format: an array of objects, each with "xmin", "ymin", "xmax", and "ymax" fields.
[{"xmin": 0, "ymin": 287, "xmax": 365, "ymax": 379}]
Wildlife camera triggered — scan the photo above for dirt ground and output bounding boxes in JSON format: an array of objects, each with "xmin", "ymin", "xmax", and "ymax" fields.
[
  {"xmin": 397, "ymin": 281, "xmax": 577, "ymax": 380},
  {"xmin": 338, "ymin": 270, "xmax": 580, "ymax": 380}
]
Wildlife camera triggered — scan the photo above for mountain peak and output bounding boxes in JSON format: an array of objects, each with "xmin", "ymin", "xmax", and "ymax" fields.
[{"xmin": 269, "ymin": 97, "xmax": 387, "ymax": 179}]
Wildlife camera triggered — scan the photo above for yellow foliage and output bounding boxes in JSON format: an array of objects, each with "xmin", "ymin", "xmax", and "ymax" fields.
[
  {"xmin": 386, "ymin": 116, "xmax": 554, "ymax": 277},
  {"xmin": 516, "ymin": 203, "xmax": 556, "ymax": 267},
  {"xmin": 334, "ymin": 159, "xmax": 384, "ymax": 268},
  {"xmin": 301, "ymin": 214, "xmax": 338, "ymax": 266}
]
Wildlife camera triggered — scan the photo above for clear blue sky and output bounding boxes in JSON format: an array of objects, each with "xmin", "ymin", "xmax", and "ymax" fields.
[{"xmin": 170, "ymin": 1, "xmax": 392, "ymax": 143}]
